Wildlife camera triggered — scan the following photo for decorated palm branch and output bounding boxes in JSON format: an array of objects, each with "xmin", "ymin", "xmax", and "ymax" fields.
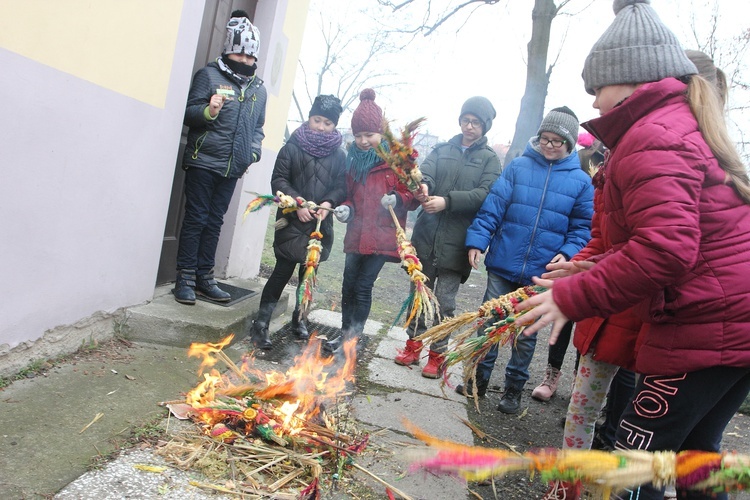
[
  {"xmin": 387, "ymin": 205, "xmax": 440, "ymax": 332},
  {"xmin": 405, "ymin": 422, "xmax": 750, "ymax": 498},
  {"xmin": 298, "ymin": 217, "xmax": 323, "ymax": 319},
  {"xmin": 414, "ymin": 285, "xmax": 546, "ymax": 405},
  {"xmin": 244, "ymin": 191, "xmax": 332, "ymax": 317},
  {"xmin": 243, "ymin": 190, "xmax": 333, "ymax": 221},
  {"xmin": 375, "ymin": 117, "xmax": 426, "ymax": 193},
  {"xmin": 374, "ymin": 117, "xmax": 440, "ymax": 333}
]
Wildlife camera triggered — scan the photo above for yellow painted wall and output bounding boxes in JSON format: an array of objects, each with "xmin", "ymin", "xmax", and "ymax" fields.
[
  {"xmin": 0, "ymin": 0, "xmax": 183, "ymax": 108},
  {"xmin": 262, "ymin": 0, "xmax": 310, "ymax": 152}
]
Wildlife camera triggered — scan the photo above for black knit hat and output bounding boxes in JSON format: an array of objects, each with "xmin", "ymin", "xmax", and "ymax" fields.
[
  {"xmin": 460, "ymin": 96, "xmax": 496, "ymax": 135},
  {"xmin": 309, "ymin": 95, "xmax": 343, "ymax": 126}
]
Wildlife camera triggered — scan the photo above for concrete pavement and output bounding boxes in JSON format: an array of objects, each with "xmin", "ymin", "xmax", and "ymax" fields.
[{"xmin": 1, "ymin": 280, "xmax": 476, "ymax": 500}]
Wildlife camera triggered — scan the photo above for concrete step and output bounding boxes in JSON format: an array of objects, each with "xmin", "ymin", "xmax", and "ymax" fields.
[{"xmin": 126, "ymin": 278, "xmax": 288, "ymax": 348}]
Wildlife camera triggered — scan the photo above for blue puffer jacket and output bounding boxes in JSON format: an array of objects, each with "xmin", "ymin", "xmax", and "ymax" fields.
[
  {"xmin": 183, "ymin": 61, "xmax": 266, "ymax": 178},
  {"xmin": 465, "ymin": 139, "xmax": 593, "ymax": 284}
]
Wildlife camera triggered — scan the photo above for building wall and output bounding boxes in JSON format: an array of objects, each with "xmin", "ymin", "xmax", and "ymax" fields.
[{"xmin": 0, "ymin": 0, "xmax": 309, "ymax": 375}]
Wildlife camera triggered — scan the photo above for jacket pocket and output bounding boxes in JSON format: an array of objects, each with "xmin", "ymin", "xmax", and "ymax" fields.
[{"xmin": 191, "ymin": 131, "xmax": 209, "ymax": 160}]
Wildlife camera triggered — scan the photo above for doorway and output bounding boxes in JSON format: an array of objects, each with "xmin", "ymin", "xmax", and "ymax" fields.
[{"xmin": 157, "ymin": 0, "xmax": 258, "ymax": 285}]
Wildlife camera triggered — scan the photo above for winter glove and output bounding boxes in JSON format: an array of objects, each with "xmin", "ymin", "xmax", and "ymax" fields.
[
  {"xmin": 334, "ymin": 205, "xmax": 352, "ymax": 223},
  {"xmin": 380, "ymin": 193, "xmax": 398, "ymax": 210}
]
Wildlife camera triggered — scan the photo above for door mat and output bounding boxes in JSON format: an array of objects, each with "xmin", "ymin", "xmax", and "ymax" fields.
[{"xmin": 172, "ymin": 282, "xmax": 258, "ymax": 307}]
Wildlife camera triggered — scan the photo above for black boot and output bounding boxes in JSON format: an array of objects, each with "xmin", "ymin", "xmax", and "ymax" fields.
[
  {"xmin": 497, "ymin": 387, "xmax": 523, "ymax": 414},
  {"xmin": 174, "ymin": 269, "xmax": 196, "ymax": 305},
  {"xmin": 291, "ymin": 309, "xmax": 309, "ymax": 340},
  {"xmin": 251, "ymin": 321, "xmax": 273, "ymax": 350},
  {"xmin": 323, "ymin": 329, "xmax": 363, "ymax": 358},
  {"xmin": 322, "ymin": 328, "xmax": 349, "ymax": 356},
  {"xmin": 455, "ymin": 377, "xmax": 489, "ymax": 399},
  {"xmin": 251, "ymin": 302, "xmax": 275, "ymax": 350},
  {"xmin": 196, "ymin": 271, "xmax": 231, "ymax": 302}
]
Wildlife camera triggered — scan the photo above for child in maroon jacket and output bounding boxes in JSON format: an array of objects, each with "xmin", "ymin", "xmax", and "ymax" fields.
[
  {"xmin": 326, "ymin": 89, "xmax": 418, "ymax": 355},
  {"xmin": 519, "ymin": 2, "xmax": 750, "ymax": 499}
]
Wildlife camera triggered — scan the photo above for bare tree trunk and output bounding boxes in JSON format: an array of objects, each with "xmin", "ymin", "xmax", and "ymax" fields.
[{"xmin": 505, "ymin": 0, "xmax": 557, "ymax": 165}]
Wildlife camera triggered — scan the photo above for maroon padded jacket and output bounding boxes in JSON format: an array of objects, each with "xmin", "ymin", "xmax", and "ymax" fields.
[
  {"xmin": 556, "ymin": 78, "xmax": 750, "ymax": 376},
  {"xmin": 341, "ymin": 161, "xmax": 418, "ymax": 260}
]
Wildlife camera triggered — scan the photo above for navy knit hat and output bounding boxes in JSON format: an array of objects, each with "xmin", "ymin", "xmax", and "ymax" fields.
[
  {"xmin": 309, "ymin": 95, "xmax": 343, "ymax": 126},
  {"xmin": 459, "ymin": 96, "xmax": 496, "ymax": 135},
  {"xmin": 582, "ymin": 0, "xmax": 697, "ymax": 95}
]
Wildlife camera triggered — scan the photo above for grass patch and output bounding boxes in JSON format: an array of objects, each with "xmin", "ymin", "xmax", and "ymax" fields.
[{"xmin": 260, "ymin": 210, "xmax": 488, "ymax": 326}]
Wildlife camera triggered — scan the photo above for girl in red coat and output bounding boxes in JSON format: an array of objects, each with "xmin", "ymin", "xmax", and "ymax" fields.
[
  {"xmin": 519, "ymin": 1, "xmax": 750, "ymax": 499},
  {"xmin": 327, "ymin": 89, "xmax": 418, "ymax": 354}
]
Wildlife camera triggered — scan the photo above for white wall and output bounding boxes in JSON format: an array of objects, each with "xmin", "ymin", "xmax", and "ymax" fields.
[{"xmin": 0, "ymin": 1, "xmax": 205, "ymax": 353}]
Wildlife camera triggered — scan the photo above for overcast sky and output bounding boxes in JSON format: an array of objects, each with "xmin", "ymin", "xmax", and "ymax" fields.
[{"xmin": 293, "ymin": 0, "xmax": 748, "ymax": 149}]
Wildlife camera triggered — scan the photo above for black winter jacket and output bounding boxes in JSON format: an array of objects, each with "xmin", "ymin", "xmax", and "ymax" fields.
[
  {"xmin": 271, "ymin": 134, "xmax": 346, "ymax": 263},
  {"xmin": 183, "ymin": 61, "xmax": 266, "ymax": 178},
  {"xmin": 412, "ymin": 134, "xmax": 500, "ymax": 281}
]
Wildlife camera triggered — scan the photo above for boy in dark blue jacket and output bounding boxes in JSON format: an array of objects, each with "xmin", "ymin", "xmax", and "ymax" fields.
[{"xmin": 174, "ymin": 10, "xmax": 267, "ymax": 305}]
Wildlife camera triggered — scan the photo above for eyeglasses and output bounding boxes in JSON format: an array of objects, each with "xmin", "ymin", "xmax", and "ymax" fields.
[
  {"xmin": 460, "ymin": 118, "xmax": 482, "ymax": 128},
  {"xmin": 539, "ymin": 136, "xmax": 567, "ymax": 148}
]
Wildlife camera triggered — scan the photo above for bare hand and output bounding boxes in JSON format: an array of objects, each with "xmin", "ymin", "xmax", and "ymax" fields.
[
  {"xmin": 541, "ymin": 260, "xmax": 595, "ymax": 280},
  {"xmin": 297, "ymin": 207, "xmax": 314, "ymax": 223},
  {"xmin": 208, "ymin": 94, "xmax": 225, "ymax": 118},
  {"xmin": 317, "ymin": 201, "xmax": 332, "ymax": 221},
  {"xmin": 549, "ymin": 253, "xmax": 567, "ymax": 264},
  {"xmin": 514, "ymin": 277, "xmax": 569, "ymax": 344},
  {"xmin": 468, "ymin": 248, "xmax": 483, "ymax": 270},
  {"xmin": 415, "ymin": 184, "xmax": 429, "ymax": 203},
  {"xmin": 422, "ymin": 196, "xmax": 447, "ymax": 214}
]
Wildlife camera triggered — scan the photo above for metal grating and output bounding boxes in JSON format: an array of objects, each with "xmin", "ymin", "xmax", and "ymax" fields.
[{"xmin": 250, "ymin": 322, "xmax": 369, "ymax": 363}]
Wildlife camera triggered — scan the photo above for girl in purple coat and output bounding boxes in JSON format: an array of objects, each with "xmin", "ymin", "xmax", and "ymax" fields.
[{"xmin": 519, "ymin": 1, "xmax": 750, "ymax": 499}]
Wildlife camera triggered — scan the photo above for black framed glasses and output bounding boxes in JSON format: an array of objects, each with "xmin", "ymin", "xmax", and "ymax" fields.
[
  {"xmin": 539, "ymin": 136, "xmax": 567, "ymax": 148},
  {"xmin": 460, "ymin": 118, "xmax": 482, "ymax": 128}
]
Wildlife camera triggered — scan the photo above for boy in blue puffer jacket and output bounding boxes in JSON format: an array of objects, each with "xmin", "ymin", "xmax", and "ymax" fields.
[{"xmin": 461, "ymin": 107, "xmax": 593, "ymax": 413}]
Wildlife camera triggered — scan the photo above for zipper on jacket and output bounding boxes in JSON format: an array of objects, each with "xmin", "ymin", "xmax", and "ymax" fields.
[
  {"xmin": 225, "ymin": 85, "xmax": 257, "ymax": 177},
  {"xmin": 519, "ymin": 163, "xmax": 552, "ymax": 280},
  {"xmin": 191, "ymin": 131, "xmax": 208, "ymax": 159}
]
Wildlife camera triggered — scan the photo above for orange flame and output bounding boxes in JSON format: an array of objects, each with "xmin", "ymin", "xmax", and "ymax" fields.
[{"xmin": 185, "ymin": 334, "xmax": 358, "ymax": 435}]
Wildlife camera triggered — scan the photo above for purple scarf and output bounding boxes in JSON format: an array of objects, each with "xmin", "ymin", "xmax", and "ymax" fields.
[{"xmin": 293, "ymin": 123, "xmax": 343, "ymax": 158}]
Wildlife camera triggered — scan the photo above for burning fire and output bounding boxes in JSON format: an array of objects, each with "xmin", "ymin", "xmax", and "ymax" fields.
[{"xmin": 183, "ymin": 333, "xmax": 358, "ymax": 440}]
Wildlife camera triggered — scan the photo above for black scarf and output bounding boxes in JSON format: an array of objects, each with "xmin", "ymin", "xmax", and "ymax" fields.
[{"xmin": 221, "ymin": 54, "xmax": 257, "ymax": 77}]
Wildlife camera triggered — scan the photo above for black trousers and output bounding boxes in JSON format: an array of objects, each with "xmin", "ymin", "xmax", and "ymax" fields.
[
  {"xmin": 259, "ymin": 255, "xmax": 305, "ymax": 311},
  {"xmin": 615, "ymin": 365, "xmax": 750, "ymax": 499}
]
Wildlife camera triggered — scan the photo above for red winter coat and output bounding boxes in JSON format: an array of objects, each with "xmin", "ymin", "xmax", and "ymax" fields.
[
  {"xmin": 556, "ymin": 78, "xmax": 750, "ymax": 376},
  {"xmin": 342, "ymin": 160, "xmax": 419, "ymax": 260},
  {"xmin": 571, "ymin": 174, "xmax": 644, "ymax": 371}
]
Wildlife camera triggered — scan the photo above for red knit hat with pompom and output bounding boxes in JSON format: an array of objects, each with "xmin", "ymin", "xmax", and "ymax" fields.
[{"xmin": 350, "ymin": 88, "xmax": 383, "ymax": 134}]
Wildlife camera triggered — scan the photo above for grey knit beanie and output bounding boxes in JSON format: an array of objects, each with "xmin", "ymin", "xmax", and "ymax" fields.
[
  {"xmin": 582, "ymin": 0, "xmax": 697, "ymax": 95},
  {"xmin": 460, "ymin": 96, "xmax": 496, "ymax": 135},
  {"xmin": 538, "ymin": 106, "xmax": 579, "ymax": 151}
]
